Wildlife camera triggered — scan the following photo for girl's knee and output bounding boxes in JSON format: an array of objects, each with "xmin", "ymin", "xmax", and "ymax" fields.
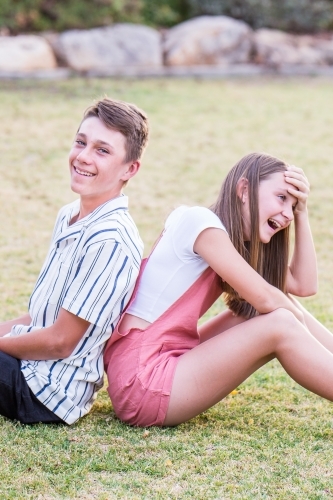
[
  {"xmin": 269, "ymin": 308, "xmax": 297, "ymax": 324},
  {"xmin": 268, "ymin": 308, "xmax": 305, "ymax": 345}
]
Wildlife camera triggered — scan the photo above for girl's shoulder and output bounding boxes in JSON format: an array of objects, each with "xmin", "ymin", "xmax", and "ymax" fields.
[
  {"xmin": 166, "ymin": 205, "xmax": 226, "ymax": 232},
  {"xmin": 163, "ymin": 206, "xmax": 228, "ymax": 259}
]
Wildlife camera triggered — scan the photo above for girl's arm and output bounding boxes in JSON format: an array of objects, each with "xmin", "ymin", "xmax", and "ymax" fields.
[
  {"xmin": 284, "ymin": 166, "xmax": 317, "ymax": 296},
  {"xmin": 194, "ymin": 228, "xmax": 305, "ymax": 323}
]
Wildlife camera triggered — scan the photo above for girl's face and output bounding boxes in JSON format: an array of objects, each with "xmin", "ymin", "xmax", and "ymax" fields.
[{"xmin": 242, "ymin": 171, "xmax": 297, "ymax": 243}]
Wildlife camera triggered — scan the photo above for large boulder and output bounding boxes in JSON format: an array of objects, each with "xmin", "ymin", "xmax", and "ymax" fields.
[
  {"xmin": 0, "ymin": 35, "xmax": 57, "ymax": 71},
  {"xmin": 164, "ymin": 16, "xmax": 253, "ymax": 66},
  {"xmin": 310, "ymin": 35, "xmax": 333, "ymax": 65},
  {"xmin": 58, "ymin": 24, "xmax": 162, "ymax": 72},
  {"xmin": 42, "ymin": 31, "xmax": 68, "ymax": 67},
  {"xmin": 254, "ymin": 29, "xmax": 327, "ymax": 67}
]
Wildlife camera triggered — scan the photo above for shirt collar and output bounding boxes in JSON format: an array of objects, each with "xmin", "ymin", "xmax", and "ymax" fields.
[
  {"xmin": 68, "ymin": 195, "xmax": 129, "ymax": 228},
  {"xmin": 55, "ymin": 195, "xmax": 129, "ymax": 244}
]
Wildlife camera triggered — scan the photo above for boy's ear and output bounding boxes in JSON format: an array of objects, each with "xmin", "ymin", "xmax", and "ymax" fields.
[
  {"xmin": 236, "ymin": 177, "xmax": 249, "ymax": 204},
  {"xmin": 122, "ymin": 160, "xmax": 140, "ymax": 181}
]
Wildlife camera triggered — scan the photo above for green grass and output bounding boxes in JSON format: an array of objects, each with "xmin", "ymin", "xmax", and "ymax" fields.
[{"xmin": 1, "ymin": 77, "xmax": 333, "ymax": 498}]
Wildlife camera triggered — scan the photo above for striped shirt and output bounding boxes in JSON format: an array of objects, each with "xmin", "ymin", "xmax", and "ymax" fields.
[{"xmin": 9, "ymin": 195, "xmax": 143, "ymax": 424}]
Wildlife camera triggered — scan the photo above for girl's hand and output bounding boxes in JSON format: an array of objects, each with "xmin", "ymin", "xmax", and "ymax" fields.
[{"xmin": 284, "ymin": 165, "xmax": 310, "ymax": 216}]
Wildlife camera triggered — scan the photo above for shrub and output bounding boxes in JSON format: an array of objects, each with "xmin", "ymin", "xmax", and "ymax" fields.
[
  {"xmin": 142, "ymin": 0, "xmax": 188, "ymax": 26},
  {"xmin": 187, "ymin": 0, "xmax": 333, "ymax": 33},
  {"xmin": 0, "ymin": 0, "xmax": 141, "ymax": 33},
  {"xmin": 0, "ymin": 0, "xmax": 188, "ymax": 33},
  {"xmin": 1, "ymin": 0, "xmax": 333, "ymax": 34}
]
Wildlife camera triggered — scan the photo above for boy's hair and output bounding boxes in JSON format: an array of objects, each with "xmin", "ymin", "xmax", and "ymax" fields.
[
  {"xmin": 82, "ymin": 97, "xmax": 149, "ymax": 163},
  {"xmin": 211, "ymin": 152, "xmax": 290, "ymax": 319}
]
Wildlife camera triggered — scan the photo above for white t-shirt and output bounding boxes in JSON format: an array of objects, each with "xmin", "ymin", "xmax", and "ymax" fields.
[{"xmin": 127, "ymin": 206, "xmax": 227, "ymax": 323}]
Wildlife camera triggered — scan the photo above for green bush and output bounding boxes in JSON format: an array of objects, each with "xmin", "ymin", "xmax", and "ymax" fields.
[
  {"xmin": 2, "ymin": 0, "xmax": 333, "ymax": 33},
  {"xmin": 0, "ymin": 0, "xmax": 137, "ymax": 33},
  {"xmin": 0, "ymin": 0, "xmax": 188, "ymax": 33},
  {"xmin": 187, "ymin": 0, "xmax": 333, "ymax": 33},
  {"xmin": 142, "ymin": 0, "xmax": 188, "ymax": 26}
]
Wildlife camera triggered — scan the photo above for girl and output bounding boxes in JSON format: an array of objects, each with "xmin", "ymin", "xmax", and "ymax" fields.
[{"xmin": 104, "ymin": 152, "xmax": 333, "ymax": 427}]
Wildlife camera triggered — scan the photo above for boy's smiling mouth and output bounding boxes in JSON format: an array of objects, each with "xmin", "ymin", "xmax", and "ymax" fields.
[{"xmin": 74, "ymin": 166, "xmax": 95, "ymax": 177}]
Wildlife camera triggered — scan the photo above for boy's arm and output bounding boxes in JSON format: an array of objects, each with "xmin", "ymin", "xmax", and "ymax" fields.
[
  {"xmin": 0, "ymin": 314, "xmax": 31, "ymax": 337},
  {"xmin": 285, "ymin": 166, "xmax": 317, "ymax": 296},
  {"xmin": 0, "ymin": 241, "xmax": 138, "ymax": 360},
  {"xmin": 0, "ymin": 308, "xmax": 89, "ymax": 360}
]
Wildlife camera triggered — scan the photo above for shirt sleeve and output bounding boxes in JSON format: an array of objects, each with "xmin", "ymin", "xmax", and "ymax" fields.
[
  {"xmin": 170, "ymin": 206, "xmax": 228, "ymax": 261},
  {"xmin": 61, "ymin": 239, "xmax": 138, "ymax": 327}
]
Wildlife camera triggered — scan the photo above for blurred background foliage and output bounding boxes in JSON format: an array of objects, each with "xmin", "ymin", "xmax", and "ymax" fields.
[
  {"xmin": 0, "ymin": 0, "xmax": 186, "ymax": 33},
  {"xmin": 1, "ymin": 0, "xmax": 333, "ymax": 33},
  {"xmin": 188, "ymin": 0, "xmax": 333, "ymax": 33}
]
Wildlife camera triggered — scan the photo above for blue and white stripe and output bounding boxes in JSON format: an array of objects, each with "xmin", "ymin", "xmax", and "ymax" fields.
[{"xmin": 10, "ymin": 195, "xmax": 143, "ymax": 424}]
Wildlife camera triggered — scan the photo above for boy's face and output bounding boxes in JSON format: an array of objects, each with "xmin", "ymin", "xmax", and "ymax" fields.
[{"xmin": 69, "ymin": 116, "xmax": 138, "ymax": 207}]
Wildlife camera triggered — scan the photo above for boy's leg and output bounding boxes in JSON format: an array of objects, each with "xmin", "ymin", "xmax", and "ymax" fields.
[{"xmin": 0, "ymin": 351, "xmax": 63, "ymax": 424}]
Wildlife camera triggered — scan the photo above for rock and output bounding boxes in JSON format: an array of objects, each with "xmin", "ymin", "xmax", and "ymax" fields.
[
  {"xmin": 164, "ymin": 16, "xmax": 253, "ymax": 66},
  {"xmin": 254, "ymin": 29, "xmax": 326, "ymax": 67},
  {"xmin": 311, "ymin": 35, "xmax": 333, "ymax": 65},
  {"xmin": 58, "ymin": 24, "xmax": 162, "ymax": 72},
  {"xmin": 0, "ymin": 35, "xmax": 57, "ymax": 71},
  {"xmin": 42, "ymin": 32, "xmax": 68, "ymax": 67}
]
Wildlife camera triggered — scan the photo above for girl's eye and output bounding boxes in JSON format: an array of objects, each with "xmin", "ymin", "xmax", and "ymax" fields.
[
  {"xmin": 98, "ymin": 148, "xmax": 109, "ymax": 154},
  {"xmin": 75, "ymin": 139, "xmax": 85, "ymax": 146},
  {"xmin": 278, "ymin": 195, "xmax": 286, "ymax": 201}
]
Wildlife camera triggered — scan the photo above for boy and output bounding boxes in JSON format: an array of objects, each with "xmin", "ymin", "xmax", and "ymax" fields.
[{"xmin": 0, "ymin": 97, "xmax": 148, "ymax": 424}]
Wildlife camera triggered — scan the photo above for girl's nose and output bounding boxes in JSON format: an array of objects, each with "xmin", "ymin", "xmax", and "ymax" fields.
[{"xmin": 282, "ymin": 205, "xmax": 294, "ymax": 222}]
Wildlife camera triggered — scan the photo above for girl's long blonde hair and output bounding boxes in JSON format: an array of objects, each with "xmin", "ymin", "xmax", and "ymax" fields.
[{"xmin": 211, "ymin": 152, "xmax": 290, "ymax": 319}]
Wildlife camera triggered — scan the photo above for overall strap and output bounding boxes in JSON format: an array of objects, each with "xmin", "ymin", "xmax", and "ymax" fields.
[
  {"xmin": 104, "ymin": 230, "xmax": 165, "ymax": 353},
  {"xmin": 129, "ymin": 229, "xmax": 165, "ymax": 305}
]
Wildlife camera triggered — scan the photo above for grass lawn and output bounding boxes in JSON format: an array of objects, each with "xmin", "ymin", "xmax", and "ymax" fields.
[{"xmin": 0, "ymin": 76, "xmax": 333, "ymax": 499}]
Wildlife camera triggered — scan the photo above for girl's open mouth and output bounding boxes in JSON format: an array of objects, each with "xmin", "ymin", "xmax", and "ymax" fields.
[{"xmin": 268, "ymin": 218, "xmax": 281, "ymax": 230}]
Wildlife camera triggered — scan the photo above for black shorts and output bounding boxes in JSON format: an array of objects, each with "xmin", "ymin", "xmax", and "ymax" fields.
[{"xmin": 0, "ymin": 351, "xmax": 64, "ymax": 424}]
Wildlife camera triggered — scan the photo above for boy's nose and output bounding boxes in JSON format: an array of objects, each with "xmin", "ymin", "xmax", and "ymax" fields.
[{"xmin": 77, "ymin": 147, "xmax": 92, "ymax": 163}]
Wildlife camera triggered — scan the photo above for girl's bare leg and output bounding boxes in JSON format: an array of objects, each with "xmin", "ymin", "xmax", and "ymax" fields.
[
  {"xmin": 289, "ymin": 296, "xmax": 333, "ymax": 352},
  {"xmin": 164, "ymin": 308, "xmax": 333, "ymax": 426},
  {"xmin": 198, "ymin": 309, "xmax": 246, "ymax": 343},
  {"xmin": 200, "ymin": 298, "xmax": 333, "ymax": 348}
]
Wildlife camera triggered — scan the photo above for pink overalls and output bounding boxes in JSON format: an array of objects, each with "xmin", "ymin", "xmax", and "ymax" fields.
[{"xmin": 104, "ymin": 259, "xmax": 223, "ymax": 427}]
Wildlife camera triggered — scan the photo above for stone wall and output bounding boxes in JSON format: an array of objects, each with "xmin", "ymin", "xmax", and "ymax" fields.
[{"xmin": 1, "ymin": 16, "xmax": 333, "ymax": 77}]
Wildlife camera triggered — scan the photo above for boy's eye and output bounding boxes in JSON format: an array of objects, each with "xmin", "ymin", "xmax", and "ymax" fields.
[
  {"xmin": 75, "ymin": 139, "xmax": 85, "ymax": 146},
  {"xmin": 98, "ymin": 148, "xmax": 109, "ymax": 154}
]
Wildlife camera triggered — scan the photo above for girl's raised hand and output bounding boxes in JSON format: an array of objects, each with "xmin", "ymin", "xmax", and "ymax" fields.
[{"xmin": 284, "ymin": 165, "xmax": 310, "ymax": 215}]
